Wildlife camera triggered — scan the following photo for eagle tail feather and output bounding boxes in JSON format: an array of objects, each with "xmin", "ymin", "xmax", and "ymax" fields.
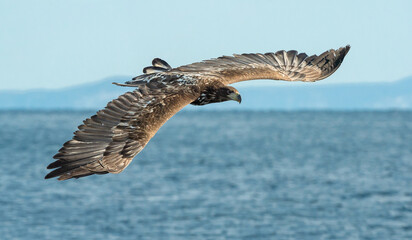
[{"xmin": 152, "ymin": 58, "xmax": 172, "ymax": 70}]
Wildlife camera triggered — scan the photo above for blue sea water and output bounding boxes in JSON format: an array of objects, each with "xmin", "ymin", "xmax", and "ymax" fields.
[{"xmin": 1, "ymin": 111, "xmax": 412, "ymax": 240}]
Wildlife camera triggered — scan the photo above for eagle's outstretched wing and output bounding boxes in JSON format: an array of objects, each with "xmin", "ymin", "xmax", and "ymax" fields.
[
  {"xmin": 174, "ymin": 45, "xmax": 350, "ymax": 84},
  {"xmin": 46, "ymin": 76, "xmax": 199, "ymax": 180}
]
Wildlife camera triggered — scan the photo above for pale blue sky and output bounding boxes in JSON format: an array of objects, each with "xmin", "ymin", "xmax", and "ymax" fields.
[{"xmin": 0, "ymin": 0, "xmax": 411, "ymax": 90}]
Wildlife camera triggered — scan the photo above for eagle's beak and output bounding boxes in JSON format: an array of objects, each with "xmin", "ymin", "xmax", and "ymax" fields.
[{"xmin": 228, "ymin": 92, "xmax": 242, "ymax": 104}]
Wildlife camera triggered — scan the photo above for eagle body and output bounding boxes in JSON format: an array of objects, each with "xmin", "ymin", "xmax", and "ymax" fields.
[{"xmin": 46, "ymin": 46, "xmax": 350, "ymax": 180}]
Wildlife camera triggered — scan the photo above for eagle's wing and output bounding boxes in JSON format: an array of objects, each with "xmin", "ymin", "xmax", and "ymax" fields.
[
  {"xmin": 173, "ymin": 45, "xmax": 350, "ymax": 85},
  {"xmin": 46, "ymin": 75, "xmax": 199, "ymax": 180}
]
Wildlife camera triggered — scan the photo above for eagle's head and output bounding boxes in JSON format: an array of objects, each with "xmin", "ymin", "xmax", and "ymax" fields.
[
  {"xmin": 190, "ymin": 85, "xmax": 242, "ymax": 105},
  {"xmin": 218, "ymin": 86, "xmax": 242, "ymax": 104}
]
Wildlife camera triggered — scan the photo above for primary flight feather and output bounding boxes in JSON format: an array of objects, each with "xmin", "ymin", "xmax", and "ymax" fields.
[{"xmin": 45, "ymin": 45, "xmax": 350, "ymax": 180}]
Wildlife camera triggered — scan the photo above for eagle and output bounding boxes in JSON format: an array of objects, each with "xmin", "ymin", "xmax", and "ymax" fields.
[{"xmin": 45, "ymin": 45, "xmax": 350, "ymax": 180}]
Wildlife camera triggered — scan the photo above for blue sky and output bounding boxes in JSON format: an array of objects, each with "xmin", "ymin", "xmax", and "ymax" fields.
[{"xmin": 0, "ymin": 0, "xmax": 411, "ymax": 90}]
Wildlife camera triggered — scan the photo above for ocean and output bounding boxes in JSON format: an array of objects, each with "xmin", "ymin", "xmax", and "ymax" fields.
[{"xmin": 1, "ymin": 111, "xmax": 412, "ymax": 240}]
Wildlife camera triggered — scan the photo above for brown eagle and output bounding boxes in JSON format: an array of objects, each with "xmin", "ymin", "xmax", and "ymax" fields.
[{"xmin": 45, "ymin": 45, "xmax": 350, "ymax": 180}]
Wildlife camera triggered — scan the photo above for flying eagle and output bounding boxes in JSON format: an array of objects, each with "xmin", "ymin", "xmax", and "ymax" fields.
[{"xmin": 45, "ymin": 45, "xmax": 350, "ymax": 180}]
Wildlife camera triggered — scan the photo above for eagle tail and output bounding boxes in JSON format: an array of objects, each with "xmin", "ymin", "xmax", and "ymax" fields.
[
  {"xmin": 142, "ymin": 58, "xmax": 172, "ymax": 74},
  {"xmin": 113, "ymin": 58, "xmax": 173, "ymax": 87},
  {"xmin": 152, "ymin": 58, "xmax": 171, "ymax": 70}
]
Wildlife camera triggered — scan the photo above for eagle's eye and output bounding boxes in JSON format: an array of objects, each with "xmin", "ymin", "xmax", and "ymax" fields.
[{"xmin": 226, "ymin": 89, "xmax": 233, "ymax": 94}]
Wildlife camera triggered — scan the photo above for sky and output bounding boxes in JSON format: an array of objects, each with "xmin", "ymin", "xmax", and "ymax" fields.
[{"xmin": 0, "ymin": 0, "xmax": 411, "ymax": 90}]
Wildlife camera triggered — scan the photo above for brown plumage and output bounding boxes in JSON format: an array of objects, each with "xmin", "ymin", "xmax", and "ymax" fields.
[{"xmin": 46, "ymin": 45, "xmax": 350, "ymax": 180}]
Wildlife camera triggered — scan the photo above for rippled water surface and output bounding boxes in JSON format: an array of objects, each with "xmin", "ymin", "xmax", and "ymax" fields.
[{"xmin": 1, "ymin": 111, "xmax": 412, "ymax": 239}]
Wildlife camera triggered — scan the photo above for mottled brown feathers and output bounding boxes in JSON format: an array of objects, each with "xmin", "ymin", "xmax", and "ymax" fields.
[
  {"xmin": 175, "ymin": 45, "xmax": 350, "ymax": 84},
  {"xmin": 46, "ymin": 46, "xmax": 350, "ymax": 180},
  {"xmin": 46, "ymin": 82, "xmax": 199, "ymax": 180}
]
